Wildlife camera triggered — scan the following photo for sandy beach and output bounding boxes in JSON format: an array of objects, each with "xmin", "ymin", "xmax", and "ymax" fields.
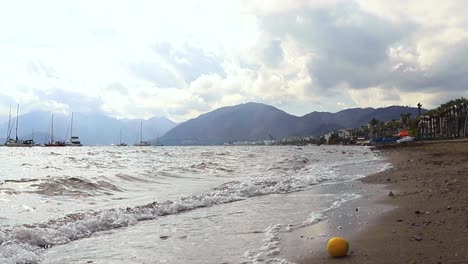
[{"xmin": 284, "ymin": 141, "xmax": 468, "ymax": 264}]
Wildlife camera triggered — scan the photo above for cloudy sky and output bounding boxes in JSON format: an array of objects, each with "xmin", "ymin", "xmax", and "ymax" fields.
[{"xmin": 1, "ymin": 0, "xmax": 467, "ymax": 121}]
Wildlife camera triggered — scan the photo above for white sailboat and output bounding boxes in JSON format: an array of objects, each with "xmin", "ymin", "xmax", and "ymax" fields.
[
  {"xmin": 65, "ymin": 112, "xmax": 82, "ymax": 146},
  {"xmin": 4, "ymin": 104, "xmax": 35, "ymax": 147},
  {"xmin": 134, "ymin": 120, "xmax": 150, "ymax": 146},
  {"xmin": 44, "ymin": 114, "xmax": 65, "ymax": 147}
]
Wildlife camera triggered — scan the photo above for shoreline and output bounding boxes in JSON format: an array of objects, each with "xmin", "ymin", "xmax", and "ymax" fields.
[{"xmin": 282, "ymin": 140, "xmax": 468, "ymax": 263}]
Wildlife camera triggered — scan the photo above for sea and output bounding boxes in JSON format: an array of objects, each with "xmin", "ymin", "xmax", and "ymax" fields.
[{"xmin": 0, "ymin": 145, "xmax": 389, "ymax": 264}]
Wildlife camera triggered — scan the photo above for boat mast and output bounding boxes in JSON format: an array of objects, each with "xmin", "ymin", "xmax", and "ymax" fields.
[
  {"xmin": 140, "ymin": 120, "xmax": 143, "ymax": 143},
  {"xmin": 15, "ymin": 104, "xmax": 19, "ymax": 141},
  {"xmin": 6, "ymin": 104, "xmax": 11, "ymax": 140},
  {"xmin": 51, "ymin": 114, "xmax": 54, "ymax": 142},
  {"xmin": 70, "ymin": 112, "xmax": 73, "ymax": 141},
  {"xmin": 119, "ymin": 129, "xmax": 122, "ymax": 144}
]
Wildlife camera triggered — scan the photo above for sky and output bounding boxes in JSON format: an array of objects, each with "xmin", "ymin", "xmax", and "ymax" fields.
[{"xmin": 1, "ymin": 0, "xmax": 467, "ymax": 122}]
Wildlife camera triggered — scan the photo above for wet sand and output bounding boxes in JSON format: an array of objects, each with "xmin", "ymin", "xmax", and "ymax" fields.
[{"xmin": 283, "ymin": 141, "xmax": 468, "ymax": 264}]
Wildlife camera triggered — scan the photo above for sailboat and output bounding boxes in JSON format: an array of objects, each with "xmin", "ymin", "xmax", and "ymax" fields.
[
  {"xmin": 134, "ymin": 120, "xmax": 150, "ymax": 146},
  {"xmin": 44, "ymin": 114, "xmax": 65, "ymax": 147},
  {"xmin": 4, "ymin": 104, "xmax": 35, "ymax": 147},
  {"xmin": 117, "ymin": 129, "xmax": 127, "ymax": 146},
  {"xmin": 65, "ymin": 112, "xmax": 82, "ymax": 146}
]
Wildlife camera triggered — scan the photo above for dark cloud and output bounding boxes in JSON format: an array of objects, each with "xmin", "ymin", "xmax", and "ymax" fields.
[
  {"xmin": 376, "ymin": 39, "xmax": 468, "ymax": 95},
  {"xmin": 258, "ymin": 4, "xmax": 420, "ymax": 90}
]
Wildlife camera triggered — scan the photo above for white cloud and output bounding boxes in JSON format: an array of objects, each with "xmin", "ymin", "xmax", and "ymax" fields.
[{"xmin": 0, "ymin": 0, "xmax": 467, "ymax": 121}]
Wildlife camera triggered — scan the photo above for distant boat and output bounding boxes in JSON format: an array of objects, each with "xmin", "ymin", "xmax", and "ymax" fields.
[
  {"xmin": 117, "ymin": 129, "xmax": 127, "ymax": 146},
  {"xmin": 4, "ymin": 104, "xmax": 35, "ymax": 147},
  {"xmin": 44, "ymin": 114, "xmax": 65, "ymax": 147},
  {"xmin": 134, "ymin": 120, "xmax": 150, "ymax": 146},
  {"xmin": 65, "ymin": 112, "xmax": 82, "ymax": 146}
]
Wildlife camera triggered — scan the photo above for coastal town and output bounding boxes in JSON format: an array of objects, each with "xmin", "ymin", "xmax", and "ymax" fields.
[{"xmin": 232, "ymin": 98, "xmax": 468, "ymax": 146}]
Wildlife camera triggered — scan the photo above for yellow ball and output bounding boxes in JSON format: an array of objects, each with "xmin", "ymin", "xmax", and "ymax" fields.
[{"xmin": 326, "ymin": 237, "xmax": 349, "ymax": 257}]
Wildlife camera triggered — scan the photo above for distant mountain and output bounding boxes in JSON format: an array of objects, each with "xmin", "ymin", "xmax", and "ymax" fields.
[
  {"xmin": 160, "ymin": 102, "xmax": 424, "ymax": 145},
  {"xmin": 0, "ymin": 111, "xmax": 178, "ymax": 145},
  {"xmin": 159, "ymin": 103, "xmax": 303, "ymax": 145}
]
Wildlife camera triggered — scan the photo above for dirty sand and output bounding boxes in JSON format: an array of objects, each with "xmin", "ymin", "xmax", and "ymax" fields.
[{"xmin": 284, "ymin": 141, "xmax": 468, "ymax": 264}]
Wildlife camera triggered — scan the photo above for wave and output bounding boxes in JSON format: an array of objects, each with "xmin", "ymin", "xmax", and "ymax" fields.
[
  {"xmin": 114, "ymin": 173, "xmax": 154, "ymax": 183},
  {"xmin": 28, "ymin": 177, "xmax": 121, "ymax": 197},
  {"xmin": 0, "ymin": 148, "xmax": 387, "ymax": 263},
  {"xmin": 0, "ymin": 165, "xmax": 336, "ymax": 263}
]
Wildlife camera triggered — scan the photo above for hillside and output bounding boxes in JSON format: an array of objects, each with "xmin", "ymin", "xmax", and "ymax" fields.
[{"xmin": 160, "ymin": 103, "xmax": 423, "ymax": 145}]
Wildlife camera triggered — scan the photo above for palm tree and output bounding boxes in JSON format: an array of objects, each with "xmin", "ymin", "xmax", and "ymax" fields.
[{"xmin": 417, "ymin": 102, "xmax": 422, "ymax": 117}]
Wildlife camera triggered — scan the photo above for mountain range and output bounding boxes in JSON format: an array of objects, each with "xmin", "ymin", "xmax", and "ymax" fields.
[
  {"xmin": 159, "ymin": 102, "xmax": 424, "ymax": 145},
  {"xmin": 0, "ymin": 111, "xmax": 178, "ymax": 145},
  {"xmin": 0, "ymin": 102, "xmax": 423, "ymax": 145}
]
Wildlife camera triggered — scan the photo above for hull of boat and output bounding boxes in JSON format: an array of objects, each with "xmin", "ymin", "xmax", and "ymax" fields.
[
  {"xmin": 44, "ymin": 143, "xmax": 66, "ymax": 147},
  {"xmin": 5, "ymin": 143, "xmax": 34, "ymax": 147}
]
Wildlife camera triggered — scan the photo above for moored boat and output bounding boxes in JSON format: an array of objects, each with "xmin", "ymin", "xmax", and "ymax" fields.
[
  {"xmin": 134, "ymin": 120, "xmax": 150, "ymax": 146},
  {"xmin": 44, "ymin": 114, "xmax": 65, "ymax": 147},
  {"xmin": 4, "ymin": 104, "xmax": 35, "ymax": 147},
  {"xmin": 65, "ymin": 112, "xmax": 82, "ymax": 146}
]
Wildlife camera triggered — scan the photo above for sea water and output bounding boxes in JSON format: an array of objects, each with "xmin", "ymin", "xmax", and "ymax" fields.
[{"xmin": 0, "ymin": 145, "xmax": 388, "ymax": 263}]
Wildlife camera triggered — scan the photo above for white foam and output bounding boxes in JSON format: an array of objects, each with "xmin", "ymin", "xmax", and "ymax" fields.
[
  {"xmin": 244, "ymin": 224, "xmax": 296, "ymax": 264},
  {"xmin": 292, "ymin": 193, "xmax": 360, "ymax": 229}
]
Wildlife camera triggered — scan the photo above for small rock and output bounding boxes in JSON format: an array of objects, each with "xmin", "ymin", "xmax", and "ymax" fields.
[
  {"xmin": 160, "ymin": 235, "xmax": 170, "ymax": 240},
  {"xmin": 397, "ymin": 219, "xmax": 404, "ymax": 222},
  {"xmin": 386, "ymin": 178, "xmax": 391, "ymax": 182},
  {"xmin": 413, "ymin": 235, "xmax": 423, "ymax": 241},
  {"xmin": 415, "ymin": 210, "xmax": 422, "ymax": 214},
  {"xmin": 356, "ymin": 207, "xmax": 359, "ymax": 212},
  {"xmin": 447, "ymin": 206, "xmax": 451, "ymax": 210},
  {"xmin": 389, "ymin": 191, "xmax": 395, "ymax": 197}
]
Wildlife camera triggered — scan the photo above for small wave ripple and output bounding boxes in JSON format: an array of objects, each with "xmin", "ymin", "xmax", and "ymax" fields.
[{"xmin": 29, "ymin": 177, "xmax": 121, "ymax": 197}]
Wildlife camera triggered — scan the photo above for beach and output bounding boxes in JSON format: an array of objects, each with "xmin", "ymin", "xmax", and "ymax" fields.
[{"xmin": 284, "ymin": 141, "xmax": 468, "ymax": 264}]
